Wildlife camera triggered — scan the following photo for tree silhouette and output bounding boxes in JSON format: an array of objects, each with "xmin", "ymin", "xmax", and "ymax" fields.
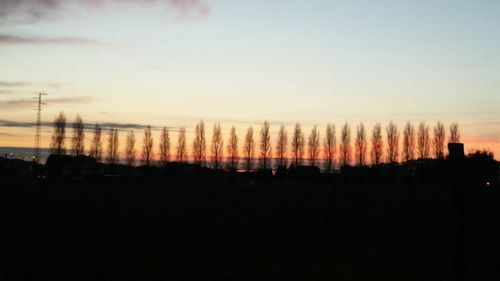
[
  {"xmin": 370, "ymin": 123, "xmax": 383, "ymax": 165},
  {"xmin": 192, "ymin": 120, "xmax": 206, "ymax": 166},
  {"xmin": 402, "ymin": 121, "xmax": 415, "ymax": 162},
  {"xmin": 227, "ymin": 126, "xmax": 238, "ymax": 171},
  {"xmin": 211, "ymin": 122, "xmax": 223, "ymax": 169},
  {"xmin": 417, "ymin": 122, "xmax": 430, "ymax": 159},
  {"xmin": 386, "ymin": 121, "xmax": 399, "ymax": 163},
  {"xmin": 142, "ymin": 125, "xmax": 153, "ymax": 166},
  {"xmin": 291, "ymin": 123, "xmax": 305, "ymax": 167},
  {"xmin": 243, "ymin": 127, "xmax": 255, "ymax": 171},
  {"xmin": 107, "ymin": 128, "xmax": 119, "ymax": 164},
  {"xmin": 275, "ymin": 124, "xmax": 288, "ymax": 169},
  {"xmin": 449, "ymin": 122, "xmax": 460, "ymax": 143},
  {"xmin": 324, "ymin": 124, "xmax": 336, "ymax": 172},
  {"xmin": 355, "ymin": 122, "xmax": 367, "ymax": 166},
  {"xmin": 177, "ymin": 127, "xmax": 187, "ymax": 163},
  {"xmin": 159, "ymin": 127, "xmax": 170, "ymax": 166},
  {"xmin": 308, "ymin": 125, "xmax": 320, "ymax": 166},
  {"xmin": 433, "ymin": 121, "xmax": 446, "ymax": 159},
  {"xmin": 339, "ymin": 123, "xmax": 351, "ymax": 167},
  {"xmin": 125, "ymin": 130, "xmax": 136, "ymax": 166},
  {"xmin": 50, "ymin": 112, "xmax": 66, "ymax": 156},
  {"xmin": 71, "ymin": 114, "xmax": 85, "ymax": 156},
  {"xmin": 259, "ymin": 121, "xmax": 272, "ymax": 171},
  {"xmin": 41, "ymin": 114, "xmax": 466, "ymax": 173},
  {"xmin": 89, "ymin": 123, "xmax": 102, "ymax": 162}
]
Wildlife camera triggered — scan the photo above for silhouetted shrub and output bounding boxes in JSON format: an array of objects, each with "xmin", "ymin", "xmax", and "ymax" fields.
[{"xmin": 465, "ymin": 150, "xmax": 497, "ymax": 188}]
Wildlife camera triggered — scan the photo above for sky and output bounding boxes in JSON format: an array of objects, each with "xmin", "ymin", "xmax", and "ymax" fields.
[{"xmin": 0, "ymin": 0, "xmax": 499, "ymax": 160}]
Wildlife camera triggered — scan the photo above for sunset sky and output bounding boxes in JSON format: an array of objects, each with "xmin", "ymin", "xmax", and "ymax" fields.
[{"xmin": 0, "ymin": 0, "xmax": 499, "ymax": 160}]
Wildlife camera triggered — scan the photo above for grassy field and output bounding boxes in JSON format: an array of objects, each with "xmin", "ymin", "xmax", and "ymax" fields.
[{"xmin": 2, "ymin": 177, "xmax": 499, "ymax": 280}]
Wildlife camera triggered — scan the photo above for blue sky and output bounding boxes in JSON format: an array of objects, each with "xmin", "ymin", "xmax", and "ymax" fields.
[{"xmin": 0, "ymin": 0, "xmax": 499, "ymax": 158}]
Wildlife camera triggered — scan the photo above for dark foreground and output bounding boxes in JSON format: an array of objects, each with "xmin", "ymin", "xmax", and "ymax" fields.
[{"xmin": 2, "ymin": 176, "xmax": 500, "ymax": 281}]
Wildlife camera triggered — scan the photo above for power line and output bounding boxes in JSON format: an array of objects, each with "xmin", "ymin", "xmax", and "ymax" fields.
[{"xmin": 33, "ymin": 92, "xmax": 47, "ymax": 163}]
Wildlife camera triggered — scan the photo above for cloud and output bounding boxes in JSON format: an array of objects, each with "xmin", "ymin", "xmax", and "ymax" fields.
[
  {"xmin": 0, "ymin": 81, "xmax": 63, "ymax": 89},
  {"xmin": 0, "ymin": 132, "xmax": 17, "ymax": 137},
  {"xmin": 0, "ymin": 81, "xmax": 32, "ymax": 87},
  {"xmin": 0, "ymin": 120, "xmax": 42, "ymax": 128},
  {"xmin": 0, "ymin": 82, "xmax": 63, "ymax": 95},
  {"xmin": 0, "ymin": 34, "xmax": 100, "ymax": 45},
  {"xmin": 0, "ymin": 96, "xmax": 92, "ymax": 110},
  {"xmin": 0, "ymin": 120, "xmax": 149, "ymax": 130},
  {"xmin": 84, "ymin": 122, "xmax": 186, "ymax": 132},
  {"xmin": 0, "ymin": 119, "xmax": 184, "ymax": 132},
  {"xmin": 0, "ymin": 90, "xmax": 16, "ymax": 95},
  {"xmin": 0, "ymin": 0, "xmax": 210, "ymax": 23}
]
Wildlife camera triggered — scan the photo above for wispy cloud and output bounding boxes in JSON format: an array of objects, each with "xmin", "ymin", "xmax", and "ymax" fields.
[
  {"xmin": 0, "ymin": 81, "xmax": 32, "ymax": 87},
  {"xmin": 0, "ymin": 81, "xmax": 63, "ymax": 89},
  {"xmin": 0, "ymin": 119, "xmax": 184, "ymax": 132},
  {"xmin": 0, "ymin": 96, "xmax": 93, "ymax": 110},
  {"xmin": 0, "ymin": 132, "xmax": 17, "ymax": 137},
  {"xmin": 0, "ymin": 0, "xmax": 210, "ymax": 23},
  {"xmin": 0, "ymin": 34, "xmax": 100, "ymax": 45},
  {"xmin": 0, "ymin": 90, "xmax": 16, "ymax": 95},
  {"xmin": 0, "ymin": 82, "xmax": 63, "ymax": 96},
  {"xmin": 0, "ymin": 120, "xmax": 54, "ymax": 128}
]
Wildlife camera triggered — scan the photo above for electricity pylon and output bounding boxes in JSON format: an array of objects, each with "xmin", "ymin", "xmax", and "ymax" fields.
[{"xmin": 33, "ymin": 93, "xmax": 47, "ymax": 163}]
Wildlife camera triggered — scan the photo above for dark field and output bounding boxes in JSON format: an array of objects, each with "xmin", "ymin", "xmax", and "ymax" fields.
[{"xmin": 2, "ymin": 177, "xmax": 500, "ymax": 281}]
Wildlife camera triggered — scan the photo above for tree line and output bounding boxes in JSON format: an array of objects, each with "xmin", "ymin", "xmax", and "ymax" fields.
[{"xmin": 50, "ymin": 112, "xmax": 462, "ymax": 171}]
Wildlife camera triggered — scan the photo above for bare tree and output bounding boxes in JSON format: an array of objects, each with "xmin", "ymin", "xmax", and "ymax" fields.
[
  {"xmin": 371, "ymin": 123, "xmax": 383, "ymax": 165},
  {"xmin": 243, "ymin": 127, "xmax": 255, "ymax": 171},
  {"xmin": 89, "ymin": 123, "xmax": 102, "ymax": 162},
  {"xmin": 324, "ymin": 124, "xmax": 336, "ymax": 172},
  {"xmin": 159, "ymin": 127, "xmax": 170, "ymax": 166},
  {"xmin": 339, "ymin": 123, "xmax": 351, "ymax": 167},
  {"xmin": 142, "ymin": 125, "xmax": 153, "ymax": 166},
  {"xmin": 291, "ymin": 123, "xmax": 305, "ymax": 167},
  {"xmin": 417, "ymin": 122, "xmax": 430, "ymax": 159},
  {"xmin": 227, "ymin": 126, "xmax": 238, "ymax": 171},
  {"xmin": 449, "ymin": 122, "xmax": 460, "ymax": 143},
  {"xmin": 192, "ymin": 120, "xmax": 206, "ymax": 166},
  {"xmin": 71, "ymin": 114, "xmax": 85, "ymax": 156},
  {"xmin": 433, "ymin": 121, "xmax": 446, "ymax": 159},
  {"xmin": 386, "ymin": 121, "xmax": 399, "ymax": 163},
  {"xmin": 259, "ymin": 121, "xmax": 272, "ymax": 170},
  {"xmin": 402, "ymin": 121, "xmax": 415, "ymax": 162},
  {"xmin": 50, "ymin": 112, "xmax": 66, "ymax": 156},
  {"xmin": 107, "ymin": 128, "xmax": 119, "ymax": 164},
  {"xmin": 354, "ymin": 122, "xmax": 367, "ymax": 166},
  {"xmin": 211, "ymin": 122, "xmax": 223, "ymax": 169},
  {"xmin": 177, "ymin": 127, "xmax": 187, "ymax": 163},
  {"xmin": 125, "ymin": 130, "xmax": 136, "ymax": 166},
  {"xmin": 275, "ymin": 124, "xmax": 288, "ymax": 168},
  {"xmin": 308, "ymin": 125, "xmax": 320, "ymax": 166}
]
